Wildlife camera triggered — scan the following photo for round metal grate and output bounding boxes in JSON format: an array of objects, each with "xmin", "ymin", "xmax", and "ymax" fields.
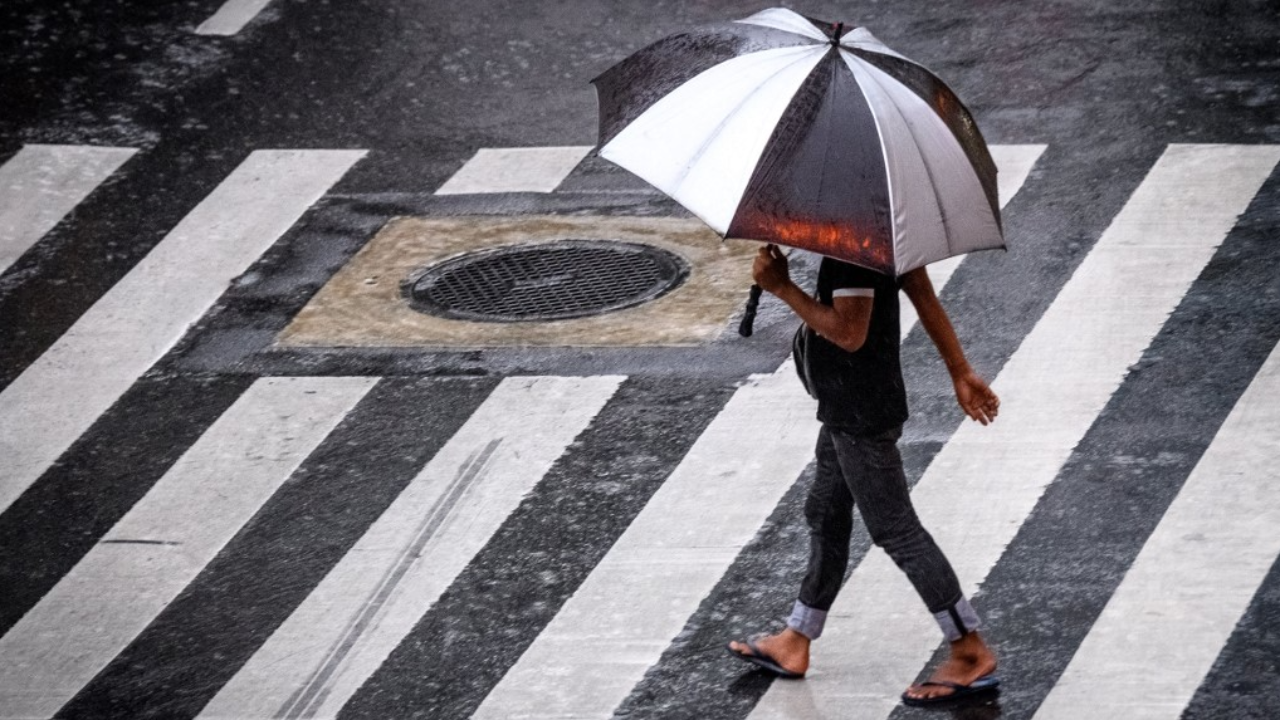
[{"xmin": 407, "ymin": 239, "xmax": 690, "ymax": 322}]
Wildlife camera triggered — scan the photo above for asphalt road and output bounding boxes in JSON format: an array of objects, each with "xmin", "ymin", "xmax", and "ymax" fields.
[{"xmin": 2, "ymin": 1, "xmax": 1279, "ymax": 719}]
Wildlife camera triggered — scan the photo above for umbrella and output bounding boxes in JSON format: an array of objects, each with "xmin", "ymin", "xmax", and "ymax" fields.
[{"xmin": 591, "ymin": 7, "xmax": 1003, "ymax": 332}]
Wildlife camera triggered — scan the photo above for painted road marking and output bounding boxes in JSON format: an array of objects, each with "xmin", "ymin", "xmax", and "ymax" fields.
[
  {"xmin": 748, "ymin": 144, "xmax": 1280, "ymax": 720},
  {"xmin": 0, "ymin": 144, "xmax": 136, "ymax": 275},
  {"xmin": 197, "ymin": 375, "xmax": 623, "ymax": 720},
  {"xmin": 1033, "ymin": 338, "xmax": 1280, "ymax": 720},
  {"xmin": 472, "ymin": 145, "xmax": 1044, "ymax": 720},
  {"xmin": 0, "ymin": 149, "xmax": 365, "ymax": 516},
  {"xmin": 0, "ymin": 377, "xmax": 374, "ymax": 720},
  {"xmin": 434, "ymin": 146, "xmax": 592, "ymax": 194},
  {"xmin": 987, "ymin": 144, "xmax": 1046, "ymax": 219},
  {"xmin": 195, "ymin": 0, "xmax": 274, "ymax": 36}
]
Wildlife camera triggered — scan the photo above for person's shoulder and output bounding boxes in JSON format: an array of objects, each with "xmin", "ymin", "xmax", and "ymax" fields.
[{"xmin": 821, "ymin": 257, "xmax": 890, "ymax": 288}]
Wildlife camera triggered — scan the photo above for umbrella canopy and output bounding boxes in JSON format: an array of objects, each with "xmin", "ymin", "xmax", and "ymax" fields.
[{"xmin": 592, "ymin": 7, "xmax": 1002, "ymax": 276}]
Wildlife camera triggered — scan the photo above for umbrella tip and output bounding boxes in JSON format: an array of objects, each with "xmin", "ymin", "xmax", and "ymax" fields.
[{"xmin": 831, "ymin": 22, "xmax": 844, "ymax": 45}]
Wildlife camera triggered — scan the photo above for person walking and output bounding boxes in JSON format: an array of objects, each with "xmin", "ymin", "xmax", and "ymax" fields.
[{"xmin": 728, "ymin": 244, "xmax": 1001, "ymax": 707}]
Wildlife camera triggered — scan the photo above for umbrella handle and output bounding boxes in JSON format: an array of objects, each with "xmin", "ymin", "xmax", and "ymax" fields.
[{"xmin": 738, "ymin": 284, "xmax": 763, "ymax": 338}]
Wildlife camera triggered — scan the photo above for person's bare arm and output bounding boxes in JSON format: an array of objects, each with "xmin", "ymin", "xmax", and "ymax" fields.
[
  {"xmin": 752, "ymin": 244, "xmax": 872, "ymax": 352},
  {"xmin": 900, "ymin": 266, "xmax": 1000, "ymax": 425}
]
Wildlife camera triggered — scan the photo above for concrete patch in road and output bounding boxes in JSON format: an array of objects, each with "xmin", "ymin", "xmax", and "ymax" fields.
[{"xmin": 277, "ymin": 214, "xmax": 756, "ymax": 348}]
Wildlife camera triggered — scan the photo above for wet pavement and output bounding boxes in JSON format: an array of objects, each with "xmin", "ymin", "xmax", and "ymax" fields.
[{"xmin": 2, "ymin": 1, "xmax": 1279, "ymax": 719}]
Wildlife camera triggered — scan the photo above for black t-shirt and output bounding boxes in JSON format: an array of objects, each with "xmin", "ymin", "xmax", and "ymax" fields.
[{"xmin": 793, "ymin": 258, "xmax": 909, "ymax": 434}]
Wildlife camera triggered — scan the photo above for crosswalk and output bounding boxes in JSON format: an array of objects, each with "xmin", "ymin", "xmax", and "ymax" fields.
[
  {"xmin": 0, "ymin": 377, "xmax": 376, "ymax": 718},
  {"xmin": 201, "ymin": 375, "xmax": 623, "ymax": 719},
  {"xmin": 0, "ymin": 141, "xmax": 1278, "ymax": 720},
  {"xmin": 0, "ymin": 149, "xmax": 366, "ymax": 515},
  {"xmin": 1034, "ymin": 338, "xmax": 1280, "ymax": 719}
]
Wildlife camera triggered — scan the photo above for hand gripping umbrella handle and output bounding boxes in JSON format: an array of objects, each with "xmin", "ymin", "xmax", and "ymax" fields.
[{"xmin": 738, "ymin": 284, "xmax": 763, "ymax": 338}]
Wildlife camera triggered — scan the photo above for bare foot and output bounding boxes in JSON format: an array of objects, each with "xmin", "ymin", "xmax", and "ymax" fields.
[
  {"xmin": 727, "ymin": 627, "xmax": 811, "ymax": 677},
  {"xmin": 903, "ymin": 631, "xmax": 999, "ymax": 702}
]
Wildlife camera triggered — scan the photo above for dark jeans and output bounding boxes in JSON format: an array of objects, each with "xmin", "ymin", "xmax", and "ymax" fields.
[{"xmin": 788, "ymin": 424, "xmax": 979, "ymax": 641}]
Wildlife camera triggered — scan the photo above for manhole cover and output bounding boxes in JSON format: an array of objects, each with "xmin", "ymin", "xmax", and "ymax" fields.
[{"xmin": 407, "ymin": 239, "xmax": 690, "ymax": 322}]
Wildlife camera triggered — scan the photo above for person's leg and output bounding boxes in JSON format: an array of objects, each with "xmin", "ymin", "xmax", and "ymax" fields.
[
  {"xmin": 793, "ymin": 424, "xmax": 856, "ymax": 636},
  {"xmin": 728, "ymin": 426, "xmax": 854, "ymax": 676},
  {"xmin": 829, "ymin": 426, "xmax": 997, "ymax": 700}
]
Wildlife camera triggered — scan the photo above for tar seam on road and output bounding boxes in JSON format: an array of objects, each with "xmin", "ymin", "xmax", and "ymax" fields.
[{"xmin": 278, "ymin": 438, "xmax": 502, "ymax": 719}]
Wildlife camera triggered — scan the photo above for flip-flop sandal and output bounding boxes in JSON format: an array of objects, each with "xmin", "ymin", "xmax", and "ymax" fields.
[
  {"xmin": 726, "ymin": 639, "xmax": 806, "ymax": 679},
  {"xmin": 900, "ymin": 673, "xmax": 1001, "ymax": 707}
]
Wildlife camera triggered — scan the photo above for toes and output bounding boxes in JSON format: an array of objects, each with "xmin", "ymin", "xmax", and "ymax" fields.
[{"xmin": 905, "ymin": 683, "xmax": 954, "ymax": 700}]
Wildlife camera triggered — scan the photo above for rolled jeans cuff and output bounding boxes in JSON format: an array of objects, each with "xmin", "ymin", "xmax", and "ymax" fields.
[
  {"xmin": 787, "ymin": 600, "xmax": 828, "ymax": 640},
  {"xmin": 933, "ymin": 596, "xmax": 982, "ymax": 642}
]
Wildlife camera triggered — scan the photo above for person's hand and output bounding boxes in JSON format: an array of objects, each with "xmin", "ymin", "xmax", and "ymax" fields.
[
  {"xmin": 753, "ymin": 244, "xmax": 791, "ymax": 295},
  {"xmin": 953, "ymin": 370, "xmax": 999, "ymax": 425}
]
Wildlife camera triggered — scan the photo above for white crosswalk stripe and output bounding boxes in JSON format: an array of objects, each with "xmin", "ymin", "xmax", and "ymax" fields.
[
  {"xmin": 474, "ymin": 145, "xmax": 1045, "ymax": 720},
  {"xmin": 748, "ymin": 143, "xmax": 1280, "ymax": 720},
  {"xmin": 0, "ymin": 144, "xmax": 136, "ymax": 275},
  {"xmin": 195, "ymin": 0, "xmax": 275, "ymax": 36},
  {"xmin": 198, "ymin": 375, "xmax": 623, "ymax": 720},
  {"xmin": 1034, "ymin": 336, "xmax": 1280, "ymax": 720},
  {"xmin": 434, "ymin": 146, "xmax": 593, "ymax": 194},
  {"xmin": 0, "ymin": 149, "xmax": 365, "ymax": 516},
  {"xmin": 0, "ymin": 376, "xmax": 375, "ymax": 719}
]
